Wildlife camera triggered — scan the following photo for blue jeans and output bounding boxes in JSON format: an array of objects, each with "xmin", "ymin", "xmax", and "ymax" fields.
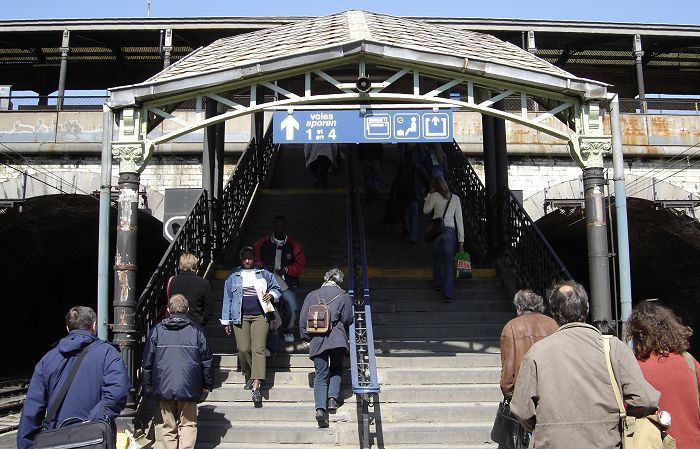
[
  {"xmin": 312, "ymin": 348, "xmax": 345, "ymax": 411},
  {"xmin": 280, "ymin": 289, "xmax": 298, "ymax": 330},
  {"xmin": 402, "ymin": 200, "xmax": 419, "ymax": 243},
  {"xmin": 432, "ymin": 226, "xmax": 457, "ymax": 298}
]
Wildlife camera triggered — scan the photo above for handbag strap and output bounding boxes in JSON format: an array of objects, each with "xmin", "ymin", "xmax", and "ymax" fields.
[
  {"xmin": 682, "ymin": 351, "xmax": 700, "ymax": 415},
  {"xmin": 603, "ymin": 336, "xmax": 627, "ymax": 419},
  {"xmin": 316, "ymin": 291, "xmax": 343, "ymax": 306},
  {"xmin": 440, "ymin": 194, "xmax": 452, "ymax": 220},
  {"xmin": 41, "ymin": 341, "xmax": 96, "ymax": 430}
]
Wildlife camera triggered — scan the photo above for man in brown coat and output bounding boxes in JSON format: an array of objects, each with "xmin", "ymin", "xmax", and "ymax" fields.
[
  {"xmin": 499, "ymin": 289, "xmax": 559, "ymax": 398},
  {"xmin": 511, "ymin": 281, "xmax": 659, "ymax": 449}
]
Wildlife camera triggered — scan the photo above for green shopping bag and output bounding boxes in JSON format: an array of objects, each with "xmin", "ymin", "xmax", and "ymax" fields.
[{"xmin": 454, "ymin": 251, "xmax": 472, "ymax": 279}]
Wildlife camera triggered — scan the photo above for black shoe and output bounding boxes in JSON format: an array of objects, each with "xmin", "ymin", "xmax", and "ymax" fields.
[
  {"xmin": 443, "ymin": 296, "xmax": 453, "ymax": 303},
  {"xmin": 316, "ymin": 408, "xmax": 329, "ymax": 428},
  {"xmin": 252, "ymin": 388, "xmax": 262, "ymax": 405},
  {"xmin": 434, "ymin": 284, "xmax": 442, "ymax": 291},
  {"xmin": 327, "ymin": 397, "xmax": 339, "ymax": 412},
  {"xmin": 244, "ymin": 379, "xmax": 253, "ymax": 390}
]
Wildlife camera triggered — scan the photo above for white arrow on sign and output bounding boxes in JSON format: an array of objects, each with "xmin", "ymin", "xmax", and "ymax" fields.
[{"xmin": 280, "ymin": 115, "xmax": 300, "ymax": 140}]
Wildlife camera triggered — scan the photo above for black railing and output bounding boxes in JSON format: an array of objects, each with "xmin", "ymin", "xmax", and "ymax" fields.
[
  {"xmin": 345, "ymin": 149, "xmax": 380, "ymax": 449},
  {"xmin": 131, "ymin": 123, "xmax": 278, "ymax": 418},
  {"xmin": 444, "ymin": 140, "xmax": 489, "ymax": 258},
  {"xmin": 220, "ymin": 125, "xmax": 279, "ymax": 253},
  {"xmin": 134, "ymin": 189, "xmax": 211, "ymax": 336},
  {"xmin": 502, "ymin": 191, "xmax": 572, "ymax": 295},
  {"xmin": 443, "ymin": 140, "xmax": 571, "ymax": 295},
  {"xmin": 132, "ymin": 188, "xmax": 211, "ymax": 415}
]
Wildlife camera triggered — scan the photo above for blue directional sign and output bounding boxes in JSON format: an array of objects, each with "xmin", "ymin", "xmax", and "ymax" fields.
[{"xmin": 273, "ymin": 109, "xmax": 452, "ymax": 144}]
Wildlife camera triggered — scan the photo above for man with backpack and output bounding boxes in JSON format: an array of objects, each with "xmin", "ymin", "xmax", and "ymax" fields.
[{"xmin": 299, "ymin": 268, "xmax": 354, "ymax": 428}]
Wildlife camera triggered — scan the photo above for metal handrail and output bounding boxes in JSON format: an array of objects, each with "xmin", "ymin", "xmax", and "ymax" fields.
[
  {"xmin": 346, "ymin": 148, "xmax": 380, "ymax": 449},
  {"xmin": 220, "ymin": 125, "xmax": 279, "ymax": 253},
  {"xmin": 444, "ymin": 139, "xmax": 571, "ymax": 295},
  {"xmin": 131, "ymin": 123, "xmax": 278, "ymax": 417}
]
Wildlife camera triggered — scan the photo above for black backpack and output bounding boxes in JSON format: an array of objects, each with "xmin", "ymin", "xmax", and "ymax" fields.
[{"xmin": 306, "ymin": 291, "xmax": 343, "ymax": 334}]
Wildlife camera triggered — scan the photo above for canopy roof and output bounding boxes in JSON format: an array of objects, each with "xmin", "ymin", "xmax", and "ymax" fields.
[{"xmin": 109, "ymin": 10, "xmax": 608, "ymax": 107}]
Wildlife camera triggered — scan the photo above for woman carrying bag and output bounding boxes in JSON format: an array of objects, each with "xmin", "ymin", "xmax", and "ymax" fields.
[{"xmin": 423, "ymin": 176, "xmax": 464, "ymax": 302}]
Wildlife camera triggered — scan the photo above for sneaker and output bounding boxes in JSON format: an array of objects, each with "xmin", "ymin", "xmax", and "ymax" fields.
[
  {"xmin": 244, "ymin": 378, "xmax": 254, "ymax": 390},
  {"xmin": 327, "ymin": 397, "xmax": 339, "ymax": 412},
  {"xmin": 282, "ymin": 332, "xmax": 295, "ymax": 343},
  {"xmin": 315, "ymin": 409, "xmax": 329, "ymax": 428}
]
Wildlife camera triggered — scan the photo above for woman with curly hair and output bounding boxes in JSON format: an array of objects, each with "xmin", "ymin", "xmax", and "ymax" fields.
[{"xmin": 626, "ymin": 301, "xmax": 700, "ymax": 448}]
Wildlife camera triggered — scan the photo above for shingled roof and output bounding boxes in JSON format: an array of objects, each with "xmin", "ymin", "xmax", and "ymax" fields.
[{"xmin": 110, "ymin": 10, "xmax": 608, "ymax": 106}]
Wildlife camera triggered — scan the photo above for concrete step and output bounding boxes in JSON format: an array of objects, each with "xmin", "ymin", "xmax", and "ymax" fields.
[
  {"xmin": 199, "ymin": 401, "xmax": 499, "ymax": 424},
  {"xmin": 198, "ymin": 402, "xmax": 356, "ymax": 423},
  {"xmin": 375, "ymin": 338, "xmax": 501, "ymax": 354},
  {"xmin": 203, "ymin": 445, "xmax": 497, "ymax": 449},
  {"xmin": 195, "ymin": 419, "xmax": 495, "ymax": 446},
  {"xmin": 216, "ymin": 366, "xmax": 499, "ymax": 387},
  {"xmin": 196, "ymin": 420, "xmax": 494, "ymax": 445},
  {"xmin": 374, "ymin": 323, "xmax": 504, "ymax": 339},
  {"xmin": 371, "ymin": 310, "xmax": 512, "ymax": 325},
  {"xmin": 370, "ymin": 287, "xmax": 507, "ymax": 302},
  {"xmin": 379, "ymin": 367, "xmax": 500, "ymax": 385},
  {"xmin": 376, "ymin": 353, "xmax": 501, "ymax": 368},
  {"xmin": 371, "ymin": 300, "xmax": 512, "ymax": 313},
  {"xmin": 378, "ymin": 401, "xmax": 500, "ymax": 423},
  {"xmin": 206, "ymin": 384, "xmax": 501, "ymax": 403},
  {"xmin": 213, "ymin": 353, "xmax": 318, "ymax": 369}
]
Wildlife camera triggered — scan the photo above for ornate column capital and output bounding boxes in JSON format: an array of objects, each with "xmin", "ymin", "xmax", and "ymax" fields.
[
  {"xmin": 111, "ymin": 140, "xmax": 152, "ymax": 173},
  {"xmin": 568, "ymin": 135, "xmax": 611, "ymax": 169}
]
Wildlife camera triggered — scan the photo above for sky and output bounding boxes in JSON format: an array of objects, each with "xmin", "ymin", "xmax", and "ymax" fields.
[{"xmin": 1, "ymin": 0, "xmax": 699, "ymax": 24}]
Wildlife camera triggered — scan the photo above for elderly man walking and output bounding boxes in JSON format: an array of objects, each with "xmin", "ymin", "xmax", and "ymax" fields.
[{"xmin": 511, "ymin": 281, "xmax": 660, "ymax": 449}]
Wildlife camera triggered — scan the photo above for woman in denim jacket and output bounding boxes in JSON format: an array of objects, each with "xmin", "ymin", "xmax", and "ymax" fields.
[{"xmin": 221, "ymin": 246, "xmax": 281, "ymax": 405}]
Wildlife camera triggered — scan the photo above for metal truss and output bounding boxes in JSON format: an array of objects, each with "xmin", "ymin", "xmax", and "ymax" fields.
[{"xmin": 111, "ymin": 57, "xmax": 609, "ymax": 173}]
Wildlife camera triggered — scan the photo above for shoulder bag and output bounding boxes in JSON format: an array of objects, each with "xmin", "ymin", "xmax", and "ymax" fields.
[
  {"xmin": 424, "ymin": 194, "xmax": 452, "ymax": 243},
  {"xmin": 34, "ymin": 342, "xmax": 116, "ymax": 449},
  {"xmin": 490, "ymin": 396, "xmax": 529, "ymax": 449},
  {"xmin": 603, "ymin": 336, "xmax": 676, "ymax": 449}
]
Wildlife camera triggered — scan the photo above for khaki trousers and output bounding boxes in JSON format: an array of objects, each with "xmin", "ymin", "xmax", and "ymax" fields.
[
  {"xmin": 160, "ymin": 400, "xmax": 198, "ymax": 449},
  {"xmin": 233, "ymin": 314, "xmax": 268, "ymax": 380}
]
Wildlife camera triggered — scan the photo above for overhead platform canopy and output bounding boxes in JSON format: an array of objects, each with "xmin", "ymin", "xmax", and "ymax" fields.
[{"xmin": 108, "ymin": 10, "xmax": 612, "ymax": 173}]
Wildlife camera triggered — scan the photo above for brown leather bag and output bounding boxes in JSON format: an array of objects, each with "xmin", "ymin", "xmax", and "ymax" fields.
[{"xmin": 306, "ymin": 292, "xmax": 343, "ymax": 334}]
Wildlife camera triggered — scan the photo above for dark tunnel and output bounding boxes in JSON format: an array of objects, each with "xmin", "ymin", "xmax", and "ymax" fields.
[{"xmin": 0, "ymin": 194, "xmax": 168, "ymax": 378}]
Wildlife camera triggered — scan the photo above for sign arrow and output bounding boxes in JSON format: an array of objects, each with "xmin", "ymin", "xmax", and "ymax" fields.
[
  {"xmin": 280, "ymin": 115, "xmax": 299, "ymax": 140},
  {"xmin": 431, "ymin": 116, "xmax": 440, "ymax": 126}
]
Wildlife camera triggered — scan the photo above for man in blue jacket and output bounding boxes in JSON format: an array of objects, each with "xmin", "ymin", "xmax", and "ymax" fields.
[
  {"xmin": 142, "ymin": 294, "xmax": 213, "ymax": 449},
  {"xmin": 17, "ymin": 306, "xmax": 129, "ymax": 449}
]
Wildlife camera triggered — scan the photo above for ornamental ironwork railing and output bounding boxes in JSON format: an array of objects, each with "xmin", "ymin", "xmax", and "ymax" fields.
[
  {"xmin": 345, "ymin": 148, "xmax": 380, "ymax": 449},
  {"xmin": 220, "ymin": 125, "xmax": 279, "ymax": 253},
  {"xmin": 443, "ymin": 140, "xmax": 571, "ymax": 295},
  {"xmin": 131, "ymin": 122, "xmax": 278, "ymax": 420}
]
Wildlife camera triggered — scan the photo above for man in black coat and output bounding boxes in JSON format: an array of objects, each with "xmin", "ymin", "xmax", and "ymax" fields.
[
  {"xmin": 142, "ymin": 294, "xmax": 213, "ymax": 449},
  {"xmin": 168, "ymin": 252, "xmax": 212, "ymax": 326}
]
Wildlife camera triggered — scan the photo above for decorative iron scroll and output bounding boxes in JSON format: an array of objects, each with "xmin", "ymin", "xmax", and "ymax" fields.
[{"xmin": 443, "ymin": 140, "xmax": 571, "ymax": 296}]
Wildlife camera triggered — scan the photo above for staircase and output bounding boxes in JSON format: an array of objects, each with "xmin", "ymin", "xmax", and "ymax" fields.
[{"xmin": 192, "ymin": 144, "xmax": 512, "ymax": 448}]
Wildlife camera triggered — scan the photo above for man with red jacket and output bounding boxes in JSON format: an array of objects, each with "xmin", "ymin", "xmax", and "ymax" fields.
[{"xmin": 254, "ymin": 216, "xmax": 306, "ymax": 343}]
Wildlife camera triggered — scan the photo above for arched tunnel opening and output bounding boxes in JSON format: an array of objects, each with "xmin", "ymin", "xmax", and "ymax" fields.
[
  {"xmin": 537, "ymin": 197, "xmax": 700, "ymax": 355},
  {"xmin": 0, "ymin": 194, "xmax": 168, "ymax": 378}
]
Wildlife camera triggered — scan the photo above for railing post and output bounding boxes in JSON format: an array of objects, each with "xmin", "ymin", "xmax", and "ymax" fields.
[{"xmin": 113, "ymin": 172, "xmax": 140, "ymax": 409}]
